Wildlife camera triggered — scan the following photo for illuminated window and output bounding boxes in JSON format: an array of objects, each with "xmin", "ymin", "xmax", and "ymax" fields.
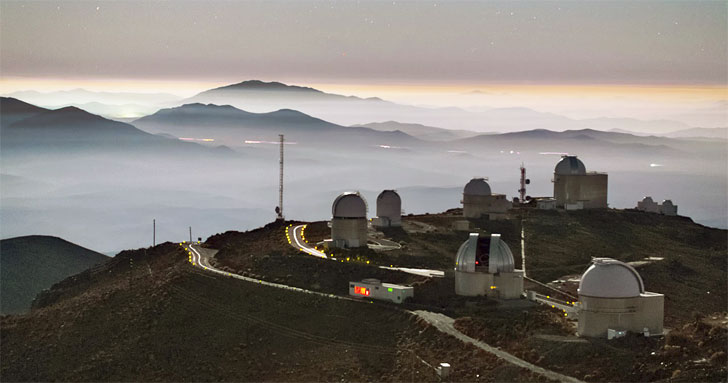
[{"xmin": 354, "ymin": 286, "xmax": 370, "ymax": 296}]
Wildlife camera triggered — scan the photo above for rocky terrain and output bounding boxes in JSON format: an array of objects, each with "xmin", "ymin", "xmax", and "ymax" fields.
[
  {"xmin": 1, "ymin": 208, "xmax": 725, "ymax": 382},
  {"xmin": 1, "ymin": 241, "xmax": 546, "ymax": 382}
]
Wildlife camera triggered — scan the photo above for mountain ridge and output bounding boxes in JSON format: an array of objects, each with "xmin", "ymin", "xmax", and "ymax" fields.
[
  {"xmin": 185, "ymin": 80, "xmax": 695, "ymax": 134},
  {"xmin": 0, "ymin": 235, "xmax": 108, "ymax": 315},
  {"xmin": 132, "ymin": 102, "xmax": 424, "ymax": 148}
]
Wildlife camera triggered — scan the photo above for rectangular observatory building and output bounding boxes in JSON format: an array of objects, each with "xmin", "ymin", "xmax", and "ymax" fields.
[{"xmin": 349, "ymin": 279, "xmax": 413, "ymax": 304}]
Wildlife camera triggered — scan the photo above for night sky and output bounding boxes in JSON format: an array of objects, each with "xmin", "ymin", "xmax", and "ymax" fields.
[{"xmin": 2, "ymin": 1, "xmax": 726, "ymax": 86}]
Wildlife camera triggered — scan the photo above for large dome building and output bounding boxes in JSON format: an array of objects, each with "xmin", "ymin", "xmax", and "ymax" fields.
[
  {"xmin": 553, "ymin": 156, "xmax": 608, "ymax": 209},
  {"xmin": 329, "ymin": 192, "xmax": 368, "ymax": 248},
  {"xmin": 454, "ymin": 233, "xmax": 524, "ymax": 299},
  {"xmin": 576, "ymin": 258, "xmax": 664, "ymax": 337},
  {"xmin": 373, "ymin": 190, "xmax": 402, "ymax": 228},
  {"xmin": 461, "ymin": 178, "xmax": 512, "ymax": 219}
]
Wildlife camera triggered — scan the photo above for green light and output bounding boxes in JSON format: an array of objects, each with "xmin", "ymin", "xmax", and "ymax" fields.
[{"xmin": 388, "ymin": 288, "xmax": 393, "ymax": 292}]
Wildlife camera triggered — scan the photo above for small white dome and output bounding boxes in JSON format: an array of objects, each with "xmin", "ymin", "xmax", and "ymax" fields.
[
  {"xmin": 662, "ymin": 199, "xmax": 673, "ymax": 206},
  {"xmin": 464, "ymin": 178, "xmax": 491, "ymax": 196},
  {"xmin": 642, "ymin": 196, "xmax": 654, "ymax": 203},
  {"xmin": 578, "ymin": 258, "xmax": 644, "ymax": 298},
  {"xmin": 332, "ymin": 192, "xmax": 367, "ymax": 218},
  {"xmin": 455, "ymin": 233, "xmax": 515, "ymax": 274},
  {"xmin": 376, "ymin": 190, "xmax": 401, "ymax": 218},
  {"xmin": 555, "ymin": 156, "xmax": 586, "ymax": 175}
]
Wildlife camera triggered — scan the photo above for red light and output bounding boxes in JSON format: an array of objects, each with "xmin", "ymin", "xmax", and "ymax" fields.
[{"xmin": 354, "ymin": 286, "xmax": 370, "ymax": 296}]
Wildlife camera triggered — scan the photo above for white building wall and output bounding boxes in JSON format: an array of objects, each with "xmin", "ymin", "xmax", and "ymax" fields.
[
  {"xmin": 331, "ymin": 218, "xmax": 368, "ymax": 248},
  {"xmin": 462, "ymin": 194, "xmax": 512, "ymax": 219},
  {"xmin": 349, "ymin": 280, "xmax": 413, "ymax": 303},
  {"xmin": 577, "ymin": 293, "xmax": 664, "ymax": 337},
  {"xmin": 660, "ymin": 203, "xmax": 678, "ymax": 216},
  {"xmin": 455, "ymin": 270, "xmax": 524, "ymax": 299}
]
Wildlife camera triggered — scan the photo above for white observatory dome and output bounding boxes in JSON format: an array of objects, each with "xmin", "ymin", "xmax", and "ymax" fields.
[
  {"xmin": 578, "ymin": 258, "xmax": 645, "ymax": 298},
  {"xmin": 555, "ymin": 156, "xmax": 586, "ymax": 175},
  {"xmin": 455, "ymin": 233, "xmax": 515, "ymax": 274},
  {"xmin": 642, "ymin": 196, "xmax": 654, "ymax": 204},
  {"xmin": 376, "ymin": 190, "xmax": 401, "ymax": 218},
  {"xmin": 662, "ymin": 199, "xmax": 673, "ymax": 207},
  {"xmin": 332, "ymin": 192, "xmax": 367, "ymax": 218},
  {"xmin": 464, "ymin": 178, "xmax": 492, "ymax": 196}
]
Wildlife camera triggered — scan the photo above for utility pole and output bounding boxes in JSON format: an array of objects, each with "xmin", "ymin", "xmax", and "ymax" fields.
[
  {"xmin": 153, "ymin": 219, "xmax": 156, "ymax": 247},
  {"xmin": 189, "ymin": 226, "xmax": 192, "ymax": 243},
  {"xmin": 276, "ymin": 134, "xmax": 285, "ymax": 221}
]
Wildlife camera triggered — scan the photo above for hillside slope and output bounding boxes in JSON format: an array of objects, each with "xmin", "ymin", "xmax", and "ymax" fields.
[
  {"xmin": 0, "ymin": 97, "xmax": 49, "ymax": 127},
  {"xmin": 207, "ymin": 209, "xmax": 726, "ymax": 381},
  {"xmin": 0, "ymin": 235, "xmax": 108, "ymax": 315},
  {"xmin": 1, "ymin": 241, "xmax": 545, "ymax": 382},
  {"xmin": 132, "ymin": 103, "xmax": 422, "ymax": 148},
  {"xmin": 2, "ymin": 209, "xmax": 725, "ymax": 381},
  {"xmin": 353, "ymin": 121, "xmax": 483, "ymax": 141},
  {"xmin": 0, "ymin": 99, "xmax": 228, "ymax": 156}
]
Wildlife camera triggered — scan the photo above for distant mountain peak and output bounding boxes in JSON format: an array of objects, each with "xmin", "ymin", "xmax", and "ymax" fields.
[
  {"xmin": 211, "ymin": 80, "xmax": 323, "ymax": 93},
  {"xmin": 33, "ymin": 105, "xmax": 110, "ymax": 124},
  {"xmin": 53, "ymin": 105, "xmax": 90, "ymax": 114},
  {"xmin": 176, "ymin": 103, "xmax": 240, "ymax": 110},
  {"xmin": 270, "ymin": 108, "xmax": 307, "ymax": 116}
]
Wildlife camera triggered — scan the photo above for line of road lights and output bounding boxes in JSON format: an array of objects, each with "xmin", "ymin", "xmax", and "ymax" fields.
[
  {"xmin": 187, "ymin": 225, "xmax": 575, "ymax": 318},
  {"xmin": 179, "ymin": 241, "xmax": 199, "ymax": 265},
  {"xmin": 543, "ymin": 294, "xmax": 577, "ymax": 317},
  {"xmin": 286, "ymin": 224, "xmax": 377, "ymax": 265}
]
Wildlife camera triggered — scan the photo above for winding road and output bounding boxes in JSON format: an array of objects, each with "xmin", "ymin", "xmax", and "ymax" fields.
[
  {"xmin": 286, "ymin": 223, "xmax": 444, "ymax": 278},
  {"xmin": 182, "ymin": 239, "xmax": 582, "ymax": 383},
  {"xmin": 185, "ymin": 243, "xmax": 353, "ymax": 301},
  {"xmin": 287, "ymin": 224, "xmax": 327, "ymax": 258}
]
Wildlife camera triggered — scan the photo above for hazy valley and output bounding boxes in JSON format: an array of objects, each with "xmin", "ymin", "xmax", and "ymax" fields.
[{"xmin": 2, "ymin": 82, "xmax": 726, "ymax": 254}]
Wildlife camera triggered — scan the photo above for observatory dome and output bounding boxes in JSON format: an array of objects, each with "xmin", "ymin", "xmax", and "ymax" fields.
[
  {"xmin": 455, "ymin": 233, "xmax": 515, "ymax": 274},
  {"xmin": 662, "ymin": 199, "xmax": 673, "ymax": 206},
  {"xmin": 555, "ymin": 156, "xmax": 586, "ymax": 175},
  {"xmin": 332, "ymin": 192, "xmax": 367, "ymax": 218},
  {"xmin": 642, "ymin": 196, "xmax": 654, "ymax": 204},
  {"xmin": 376, "ymin": 190, "xmax": 401, "ymax": 217},
  {"xmin": 578, "ymin": 258, "xmax": 645, "ymax": 298},
  {"xmin": 464, "ymin": 178, "xmax": 492, "ymax": 196}
]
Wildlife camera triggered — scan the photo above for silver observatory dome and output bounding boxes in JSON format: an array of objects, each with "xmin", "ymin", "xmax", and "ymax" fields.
[
  {"xmin": 455, "ymin": 233, "xmax": 515, "ymax": 274},
  {"xmin": 555, "ymin": 155, "xmax": 587, "ymax": 175},
  {"xmin": 463, "ymin": 178, "xmax": 492, "ymax": 196},
  {"xmin": 332, "ymin": 192, "xmax": 367, "ymax": 218},
  {"xmin": 578, "ymin": 258, "xmax": 645, "ymax": 298},
  {"xmin": 376, "ymin": 190, "xmax": 401, "ymax": 218}
]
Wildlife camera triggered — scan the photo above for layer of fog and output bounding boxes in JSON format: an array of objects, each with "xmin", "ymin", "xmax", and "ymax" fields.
[{"xmin": 2, "ymin": 139, "xmax": 725, "ymax": 254}]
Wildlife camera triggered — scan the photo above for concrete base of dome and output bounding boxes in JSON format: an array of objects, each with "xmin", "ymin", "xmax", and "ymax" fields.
[
  {"xmin": 331, "ymin": 218, "xmax": 368, "ymax": 248},
  {"xmin": 372, "ymin": 216, "xmax": 401, "ymax": 228},
  {"xmin": 454, "ymin": 269, "xmax": 524, "ymax": 299},
  {"xmin": 462, "ymin": 194, "xmax": 512, "ymax": 219},
  {"xmin": 554, "ymin": 173, "xmax": 608, "ymax": 209},
  {"xmin": 577, "ymin": 292, "xmax": 664, "ymax": 337}
]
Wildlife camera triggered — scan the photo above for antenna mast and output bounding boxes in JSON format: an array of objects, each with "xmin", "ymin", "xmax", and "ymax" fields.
[
  {"xmin": 519, "ymin": 163, "xmax": 527, "ymax": 203},
  {"xmin": 276, "ymin": 134, "xmax": 284, "ymax": 221}
]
